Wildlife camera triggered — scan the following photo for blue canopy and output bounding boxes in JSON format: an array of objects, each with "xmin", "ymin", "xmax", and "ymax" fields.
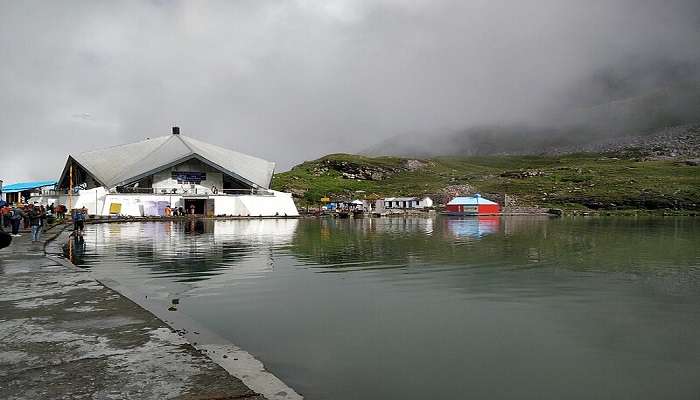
[{"xmin": 2, "ymin": 180, "xmax": 57, "ymax": 193}]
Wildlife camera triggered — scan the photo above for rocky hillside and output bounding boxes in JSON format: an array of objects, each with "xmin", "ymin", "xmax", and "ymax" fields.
[
  {"xmin": 548, "ymin": 124, "xmax": 700, "ymax": 158},
  {"xmin": 272, "ymin": 150, "xmax": 700, "ymax": 212}
]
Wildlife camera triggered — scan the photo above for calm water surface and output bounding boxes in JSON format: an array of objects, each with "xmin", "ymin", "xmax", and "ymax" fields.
[{"xmin": 69, "ymin": 217, "xmax": 700, "ymax": 399}]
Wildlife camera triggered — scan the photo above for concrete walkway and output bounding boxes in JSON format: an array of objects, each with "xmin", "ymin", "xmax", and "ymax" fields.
[{"xmin": 0, "ymin": 225, "xmax": 266, "ymax": 400}]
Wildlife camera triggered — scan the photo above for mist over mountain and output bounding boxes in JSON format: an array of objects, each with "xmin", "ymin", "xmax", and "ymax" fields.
[
  {"xmin": 2, "ymin": 1, "xmax": 700, "ymax": 181},
  {"xmin": 365, "ymin": 60, "xmax": 700, "ymax": 157}
]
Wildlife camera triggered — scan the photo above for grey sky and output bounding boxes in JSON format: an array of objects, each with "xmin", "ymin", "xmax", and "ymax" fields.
[{"xmin": 1, "ymin": 0, "xmax": 699, "ymax": 183}]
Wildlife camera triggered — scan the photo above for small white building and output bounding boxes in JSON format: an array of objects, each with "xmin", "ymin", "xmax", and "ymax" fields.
[
  {"xmin": 30, "ymin": 127, "xmax": 298, "ymax": 217},
  {"xmin": 374, "ymin": 196, "xmax": 433, "ymax": 213}
]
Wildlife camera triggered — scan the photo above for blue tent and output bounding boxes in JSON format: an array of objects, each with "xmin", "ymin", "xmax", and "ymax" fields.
[{"xmin": 2, "ymin": 180, "xmax": 57, "ymax": 193}]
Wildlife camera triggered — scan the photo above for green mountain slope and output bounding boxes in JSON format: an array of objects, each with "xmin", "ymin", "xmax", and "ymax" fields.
[{"xmin": 272, "ymin": 153, "xmax": 700, "ymax": 212}]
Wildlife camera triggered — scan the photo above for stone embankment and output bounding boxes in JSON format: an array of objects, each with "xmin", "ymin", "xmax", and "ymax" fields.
[{"xmin": 0, "ymin": 224, "xmax": 301, "ymax": 400}]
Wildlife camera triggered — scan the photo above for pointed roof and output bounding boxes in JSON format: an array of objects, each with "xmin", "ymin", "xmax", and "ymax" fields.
[
  {"xmin": 60, "ymin": 134, "xmax": 275, "ymax": 189},
  {"xmin": 447, "ymin": 196, "xmax": 498, "ymax": 206}
]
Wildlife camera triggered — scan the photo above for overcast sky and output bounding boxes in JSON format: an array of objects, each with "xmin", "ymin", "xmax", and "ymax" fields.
[{"xmin": 2, "ymin": 0, "xmax": 699, "ymax": 183}]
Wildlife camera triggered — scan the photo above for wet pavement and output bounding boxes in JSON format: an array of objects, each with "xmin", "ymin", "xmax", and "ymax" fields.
[{"xmin": 0, "ymin": 225, "xmax": 266, "ymax": 400}]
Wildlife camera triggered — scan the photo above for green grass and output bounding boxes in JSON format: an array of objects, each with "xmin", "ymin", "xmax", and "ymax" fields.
[{"xmin": 272, "ymin": 153, "xmax": 700, "ymax": 211}]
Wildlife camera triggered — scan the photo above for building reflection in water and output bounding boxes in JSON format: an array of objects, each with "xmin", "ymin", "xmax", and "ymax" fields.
[
  {"xmin": 65, "ymin": 216, "xmax": 700, "ymax": 287},
  {"xmin": 443, "ymin": 216, "xmax": 500, "ymax": 239},
  {"xmin": 68, "ymin": 219, "xmax": 299, "ymax": 285},
  {"xmin": 184, "ymin": 218, "xmax": 209, "ymax": 234}
]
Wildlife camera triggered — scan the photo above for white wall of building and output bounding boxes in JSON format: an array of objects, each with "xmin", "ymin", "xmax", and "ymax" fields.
[
  {"xmin": 28, "ymin": 187, "xmax": 109, "ymax": 215},
  {"xmin": 238, "ymin": 191, "xmax": 299, "ymax": 217},
  {"xmin": 103, "ymin": 194, "xmax": 180, "ymax": 216},
  {"xmin": 29, "ymin": 189, "xmax": 298, "ymax": 217},
  {"xmin": 214, "ymin": 196, "xmax": 243, "ymax": 216}
]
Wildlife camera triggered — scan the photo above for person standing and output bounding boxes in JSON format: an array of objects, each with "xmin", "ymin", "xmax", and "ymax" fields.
[
  {"xmin": 10, "ymin": 205, "xmax": 25, "ymax": 236},
  {"xmin": 29, "ymin": 204, "xmax": 45, "ymax": 242},
  {"xmin": 73, "ymin": 207, "xmax": 86, "ymax": 234},
  {"xmin": 39, "ymin": 205, "xmax": 47, "ymax": 232},
  {"xmin": 3, "ymin": 205, "xmax": 10, "ymax": 230},
  {"xmin": 0, "ymin": 205, "xmax": 8, "ymax": 230},
  {"xmin": 22, "ymin": 204, "xmax": 30, "ymax": 230}
]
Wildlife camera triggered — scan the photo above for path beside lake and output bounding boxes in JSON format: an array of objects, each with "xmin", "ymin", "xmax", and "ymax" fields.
[{"xmin": 0, "ymin": 225, "xmax": 268, "ymax": 400}]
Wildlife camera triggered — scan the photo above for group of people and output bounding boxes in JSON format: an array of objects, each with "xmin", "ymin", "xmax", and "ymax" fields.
[
  {"xmin": 0, "ymin": 202, "xmax": 48, "ymax": 242},
  {"xmin": 53, "ymin": 203, "xmax": 68, "ymax": 220},
  {"xmin": 163, "ymin": 206, "xmax": 189, "ymax": 217},
  {"xmin": 0, "ymin": 202, "xmax": 88, "ymax": 242}
]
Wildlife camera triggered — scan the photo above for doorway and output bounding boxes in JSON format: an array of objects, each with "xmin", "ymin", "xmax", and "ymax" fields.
[{"xmin": 184, "ymin": 199, "xmax": 206, "ymax": 215}]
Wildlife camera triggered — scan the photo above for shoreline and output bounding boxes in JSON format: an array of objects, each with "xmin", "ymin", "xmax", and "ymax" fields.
[
  {"xmin": 1, "ymin": 223, "xmax": 268, "ymax": 399},
  {"xmin": 43, "ymin": 223, "xmax": 303, "ymax": 400},
  {"xmin": 0, "ymin": 222, "xmax": 302, "ymax": 400}
]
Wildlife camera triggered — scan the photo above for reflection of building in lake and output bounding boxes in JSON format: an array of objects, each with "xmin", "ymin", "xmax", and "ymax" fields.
[
  {"xmin": 370, "ymin": 216, "xmax": 434, "ymax": 234},
  {"xmin": 443, "ymin": 216, "xmax": 500, "ymax": 238},
  {"xmin": 320, "ymin": 216, "xmax": 434, "ymax": 235},
  {"xmin": 32, "ymin": 127, "xmax": 298, "ymax": 217},
  {"xmin": 79, "ymin": 219, "xmax": 299, "ymax": 283}
]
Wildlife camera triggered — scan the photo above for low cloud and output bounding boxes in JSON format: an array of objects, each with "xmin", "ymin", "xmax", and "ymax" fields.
[{"xmin": 1, "ymin": 0, "xmax": 699, "ymax": 182}]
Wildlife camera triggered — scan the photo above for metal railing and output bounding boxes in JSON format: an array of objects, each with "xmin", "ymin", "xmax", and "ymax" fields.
[{"xmin": 41, "ymin": 189, "xmax": 70, "ymax": 196}]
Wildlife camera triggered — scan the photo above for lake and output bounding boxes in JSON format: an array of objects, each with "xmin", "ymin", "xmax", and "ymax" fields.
[{"xmin": 68, "ymin": 216, "xmax": 700, "ymax": 399}]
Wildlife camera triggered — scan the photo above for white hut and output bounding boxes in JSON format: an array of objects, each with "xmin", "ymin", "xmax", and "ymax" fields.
[{"xmin": 374, "ymin": 196, "xmax": 433, "ymax": 212}]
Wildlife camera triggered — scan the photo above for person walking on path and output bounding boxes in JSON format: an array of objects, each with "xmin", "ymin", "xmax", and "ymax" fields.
[
  {"xmin": 29, "ymin": 204, "xmax": 45, "ymax": 242},
  {"xmin": 10, "ymin": 205, "xmax": 25, "ymax": 237}
]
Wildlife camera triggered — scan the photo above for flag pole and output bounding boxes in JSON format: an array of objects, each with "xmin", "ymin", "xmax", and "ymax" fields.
[{"xmin": 68, "ymin": 164, "xmax": 73, "ymax": 212}]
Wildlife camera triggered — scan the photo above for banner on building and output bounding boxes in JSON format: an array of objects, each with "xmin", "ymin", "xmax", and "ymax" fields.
[{"xmin": 172, "ymin": 172, "xmax": 206, "ymax": 184}]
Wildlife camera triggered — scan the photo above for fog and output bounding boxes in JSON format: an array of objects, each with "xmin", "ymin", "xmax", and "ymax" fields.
[{"xmin": 1, "ymin": 0, "xmax": 699, "ymax": 182}]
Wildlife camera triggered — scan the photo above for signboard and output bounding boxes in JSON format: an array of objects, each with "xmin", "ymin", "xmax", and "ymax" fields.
[
  {"xmin": 320, "ymin": 197, "xmax": 330, "ymax": 203},
  {"xmin": 109, "ymin": 203, "xmax": 122, "ymax": 214},
  {"xmin": 172, "ymin": 171, "xmax": 206, "ymax": 184}
]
